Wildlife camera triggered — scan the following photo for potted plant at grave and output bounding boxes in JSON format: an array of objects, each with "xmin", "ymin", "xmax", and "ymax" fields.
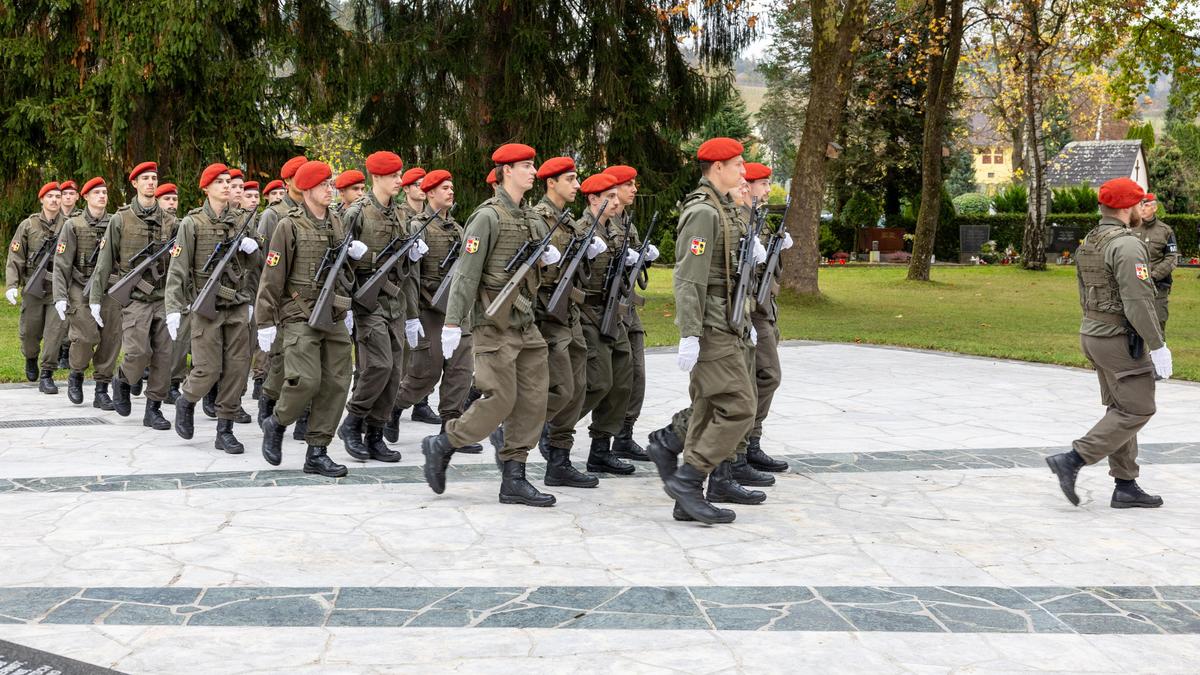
[{"xmin": 978, "ymin": 240, "xmax": 1001, "ymax": 265}]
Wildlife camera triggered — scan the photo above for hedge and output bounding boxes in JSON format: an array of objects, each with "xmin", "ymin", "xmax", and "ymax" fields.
[{"xmin": 948, "ymin": 214, "xmax": 1200, "ymax": 258}]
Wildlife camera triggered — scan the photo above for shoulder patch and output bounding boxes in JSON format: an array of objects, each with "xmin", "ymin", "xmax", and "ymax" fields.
[
  {"xmin": 265, "ymin": 251, "xmax": 280, "ymax": 267},
  {"xmin": 170, "ymin": 243, "xmax": 182, "ymax": 257},
  {"xmin": 465, "ymin": 236, "xmax": 480, "ymax": 254},
  {"xmin": 98, "ymin": 238, "xmax": 106, "ymax": 250},
  {"xmin": 1135, "ymin": 263, "xmax": 1149, "ymax": 280},
  {"xmin": 689, "ymin": 237, "xmax": 706, "ymax": 256},
  {"xmin": 55, "ymin": 241, "xmax": 66, "ymax": 255},
  {"xmin": 9, "ymin": 240, "xmax": 19, "ymax": 252}
]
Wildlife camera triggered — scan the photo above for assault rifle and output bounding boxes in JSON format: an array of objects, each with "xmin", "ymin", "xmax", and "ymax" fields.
[
  {"xmin": 308, "ymin": 229, "xmax": 355, "ymax": 331},
  {"xmin": 107, "ymin": 237, "xmax": 177, "ymax": 307},
  {"xmin": 353, "ymin": 211, "xmax": 435, "ymax": 311},
  {"xmin": 80, "ymin": 236, "xmax": 104, "ymax": 298},
  {"xmin": 22, "ymin": 235, "xmax": 59, "ymax": 299},
  {"xmin": 599, "ymin": 210, "xmax": 660, "ymax": 337},
  {"xmin": 729, "ymin": 198, "xmax": 766, "ymax": 330},
  {"xmin": 483, "ymin": 213, "xmax": 567, "ymax": 329},
  {"xmin": 544, "ymin": 201, "xmax": 604, "ymax": 323},
  {"xmin": 190, "ymin": 218, "xmax": 252, "ymax": 320},
  {"xmin": 755, "ymin": 198, "xmax": 790, "ymax": 307},
  {"xmin": 425, "ymin": 206, "xmax": 465, "ymax": 314}
]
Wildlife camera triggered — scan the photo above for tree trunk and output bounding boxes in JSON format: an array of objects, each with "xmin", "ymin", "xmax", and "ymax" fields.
[
  {"xmin": 907, "ymin": 0, "xmax": 965, "ymax": 281},
  {"xmin": 1020, "ymin": 11, "xmax": 1048, "ymax": 271},
  {"xmin": 779, "ymin": 0, "xmax": 868, "ymax": 296}
]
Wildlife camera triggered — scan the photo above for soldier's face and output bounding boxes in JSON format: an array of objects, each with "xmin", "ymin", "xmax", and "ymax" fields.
[
  {"xmin": 1128, "ymin": 206, "xmax": 1142, "ymax": 228},
  {"xmin": 242, "ymin": 192, "xmax": 260, "ymax": 211},
  {"xmin": 340, "ymin": 184, "xmax": 365, "ymax": 204},
  {"xmin": 229, "ymin": 178, "xmax": 244, "ymax": 202},
  {"xmin": 267, "ymin": 189, "xmax": 285, "ymax": 204},
  {"xmin": 41, "ymin": 191, "xmax": 61, "ymax": 213},
  {"xmin": 1140, "ymin": 201, "xmax": 1157, "ymax": 221},
  {"xmin": 405, "ymin": 184, "xmax": 427, "ymax": 203},
  {"xmin": 429, "ymin": 182, "xmax": 454, "ymax": 210},
  {"xmin": 206, "ymin": 174, "xmax": 232, "ymax": 204},
  {"xmin": 61, "ymin": 190, "xmax": 79, "ymax": 211},
  {"xmin": 549, "ymin": 173, "xmax": 579, "ymax": 202},
  {"xmin": 505, "ymin": 161, "xmax": 536, "ymax": 192},
  {"xmin": 615, "ymin": 181, "xmax": 636, "ymax": 206},
  {"xmin": 749, "ymin": 179, "xmax": 770, "ymax": 201},
  {"xmin": 158, "ymin": 194, "xmax": 178, "ymax": 213},
  {"xmin": 377, "ymin": 171, "xmax": 403, "ymax": 197},
  {"xmin": 603, "ymin": 189, "xmax": 620, "ymax": 217},
  {"xmin": 85, "ymin": 188, "xmax": 107, "ymax": 210},
  {"xmin": 308, "ymin": 180, "xmax": 334, "ymax": 208},
  {"xmin": 711, "ymin": 156, "xmax": 746, "ymax": 193},
  {"xmin": 136, "ymin": 172, "xmax": 158, "ymax": 199}
]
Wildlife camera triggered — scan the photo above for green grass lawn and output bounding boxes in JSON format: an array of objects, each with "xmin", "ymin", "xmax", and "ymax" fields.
[{"xmin": 3, "ymin": 264, "xmax": 1196, "ymax": 382}]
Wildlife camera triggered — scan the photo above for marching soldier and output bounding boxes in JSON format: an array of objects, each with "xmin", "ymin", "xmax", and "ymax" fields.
[
  {"xmin": 59, "ymin": 181, "xmax": 81, "ymax": 218},
  {"xmin": 242, "ymin": 181, "xmax": 262, "ymax": 212},
  {"xmin": 6, "ymin": 181, "xmax": 67, "ymax": 392},
  {"xmin": 165, "ymin": 164, "xmax": 260, "ymax": 454},
  {"xmin": 334, "ymin": 170, "xmax": 366, "ymax": 216},
  {"xmin": 156, "ymin": 183, "xmax": 189, "ymax": 404},
  {"xmin": 89, "ymin": 161, "xmax": 177, "ymax": 428},
  {"xmin": 156, "ymin": 183, "xmax": 179, "ymax": 215},
  {"xmin": 1131, "ymin": 193, "xmax": 1177, "ymax": 336},
  {"xmin": 391, "ymin": 166, "xmax": 441, "ymax": 427},
  {"xmin": 257, "ymin": 160, "xmax": 368, "ymax": 477},
  {"xmin": 391, "ymin": 169, "xmax": 483, "ymax": 454},
  {"xmin": 1046, "ymin": 177, "xmax": 1172, "ymax": 509},
  {"xmin": 337, "ymin": 151, "xmax": 418, "ymax": 464},
  {"xmin": 421, "ymin": 143, "xmax": 560, "ymax": 506},
  {"xmin": 51, "ymin": 177, "xmax": 121, "ymax": 409},
  {"xmin": 264, "ymin": 180, "xmax": 286, "ymax": 206}
]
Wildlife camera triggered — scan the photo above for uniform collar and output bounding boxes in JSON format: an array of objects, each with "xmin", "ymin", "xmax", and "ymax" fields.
[
  {"xmin": 493, "ymin": 188, "xmax": 523, "ymax": 211},
  {"xmin": 699, "ymin": 177, "xmax": 734, "ymax": 205},
  {"xmin": 537, "ymin": 196, "xmax": 563, "ymax": 218},
  {"xmin": 301, "ymin": 204, "xmax": 331, "ymax": 228},
  {"xmin": 85, "ymin": 208, "xmax": 108, "ymax": 226},
  {"xmin": 203, "ymin": 199, "xmax": 233, "ymax": 223},
  {"xmin": 369, "ymin": 191, "xmax": 394, "ymax": 218},
  {"xmin": 1098, "ymin": 216, "xmax": 1128, "ymax": 229}
]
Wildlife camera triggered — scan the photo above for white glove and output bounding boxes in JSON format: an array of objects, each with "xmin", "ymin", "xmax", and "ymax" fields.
[
  {"xmin": 344, "ymin": 312, "xmax": 354, "ymax": 333},
  {"xmin": 442, "ymin": 325, "xmax": 462, "ymax": 360},
  {"xmin": 238, "ymin": 237, "xmax": 259, "ymax": 255},
  {"xmin": 623, "ymin": 248, "xmax": 641, "ymax": 266},
  {"xmin": 749, "ymin": 324, "xmax": 758, "ymax": 346},
  {"xmin": 781, "ymin": 232, "xmax": 794, "ymax": 250},
  {"xmin": 1150, "ymin": 345, "xmax": 1173, "ymax": 380},
  {"xmin": 676, "ymin": 336, "xmax": 700, "ymax": 372},
  {"xmin": 541, "ymin": 244, "xmax": 561, "ymax": 266},
  {"xmin": 585, "ymin": 236, "xmax": 607, "ymax": 260},
  {"xmin": 408, "ymin": 238, "xmax": 429, "ymax": 262},
  {"xmin": 90, "ymin": 303, "xmax": 104, "ymax": 327},
  {"xmin": 257, "ymin": 326, "xmax": 277, "ymax": 353},
  {"xmin": 347, "ymin": 240, "xmax": 368, "ymax": 260},
  {"xmin": 54, "ymin": 300, "xmax": 67, "ymax": 320},
  {"xmin": 166, "ymin": 312, "xmax": 181, "ymax": 341},
  {"xmin": 752, "ymin": 238, "xmax": 768, "ymax": 264},
  {"xmin": 247, "ymin": 305, "xmax": 254, "ymax": 322},
  {"xmin": 5, "ymin": 288, "xmax": 17, "ymax": 305},
  {"xmin": 644, "ymin": 244, "xmax": 660, "ymax": 262},
  {"xmin": 404, "ymin": 318, "xmax": 424, "ymax": 348}
]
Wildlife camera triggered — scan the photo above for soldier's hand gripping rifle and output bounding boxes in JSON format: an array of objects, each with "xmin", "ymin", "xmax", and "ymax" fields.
[
  {"xmin": 80, "ymin": 235, "xmax": 105, "ymax": 298},
  {"xmin": 544, "ymin": 201, "xmax": 605, "ymax": 323},
  {"xmin": 601, "ymin": 210, "xmax": 660, "ymax": 336},
  {"xmin": 353, "ymin": 215, "xmax": 433, "ymax": 311},
  {"xmin": 190, "ymin": 219, "xmax": 252, "ymax": 320},
  {"xmin": 755, "ymin": 197, "xmax": 790, "ymax": 307},
  {"xmin": 598, "ymin": 211, "xmax": 658, "ymax": 339},
  {"xmin": 483, "ymin": 213, "xmax": 568, "ymax": 330},
  {"xmin": 308, "ymin": 230, "xmax": 355, "ymax": 331},
  {"xmin": 729, "ymin": 197, "xmax": 766, "ymax": 331},
  {"xmin": 22, "ymin": 236, "xmax": 59, "ymax": 299},
  {"xmin": 107, "ymin": 237, "xmax": 178, "ymax": 307}
]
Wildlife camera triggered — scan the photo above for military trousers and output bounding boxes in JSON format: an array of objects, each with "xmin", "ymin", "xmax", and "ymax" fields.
[
  {"xmin": 274, "ymin": 321, "xmax": 353, "ymax": 446},
  {"xmin": 623, "ymin": 311, "xmax": 646, "ymax": 429},
  {"xmin": 262, "ymin": 337, "xmax": 284, "ymax": 401},
  {"xmin": 672, "ymin": 332, "xmax": 757, "ymax": 454},
  {"xmin": 66, "ymin": 283, "xmax": 122, "ymax": 382},
  {"xmin": 118, "ymin": 299, "xmax": 172, "ymax": 401},
  {"xmin": 181, "ymin": 305, "xmax": 252, "ymax": 421},
  {"xmin": 679, "ymin": 327, "xmax": 755, "ymax": 474},
  {"xmin": 750, "ymin": 313, "xmax": 782, "ymax": 437},
  {"xmin": 169, "ymin": 312, "xmax": 192, "ymax": 382},
  {"xmin": 19, "ymin": 292, "xmax": 66, "ymax": 372},
  {"xmin": 445, "ymin": 322, "xmax": 547, "ymax": 463},
  {"xmin": 1154, "ymin": 290, "xmax": 1169, "ymax": 338},
  {"xmin": 345, "ymin": 311, "xmax": 404, "ymax": 426},
  {"xmin": 1073, "ymin": 333, "xmax": 1156, "ymax": 480},
  {"xmin": 538, "ymin": 312, "xmax": 587, "ymax": 449},
  {"xmin": 395, "ymin": 307, "xmax": 473, "ymax": 417},
  {"xmin": 578, "ymin": 313, "xmax": 633, "ymax": 438}
]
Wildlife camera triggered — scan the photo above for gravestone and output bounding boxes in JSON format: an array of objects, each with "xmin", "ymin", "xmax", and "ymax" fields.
[
  {"xmin": 856, "ymin": 227, "xmax": 905, "ymax": 253},
  {"xmin": 959, "ymin": 224, "xmax": 990, "ymax": 263},
  {"xmin": 1046, "ymin": 225, "xmax": 1082, "ymax": 254}
]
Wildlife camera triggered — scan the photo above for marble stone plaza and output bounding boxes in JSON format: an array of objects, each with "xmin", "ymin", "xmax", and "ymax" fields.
[{"xmin": 1, "ymin": 342, "xmax": 1200, "ymax": 673}]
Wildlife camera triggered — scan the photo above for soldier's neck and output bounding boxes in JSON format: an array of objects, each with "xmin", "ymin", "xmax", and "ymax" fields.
[
  {"xmin": 372, "ymin": 186, "xmax": 392, "ymax": 207},
  {"xmin": 304, "ymin": 200, "xmax": 328, "ymax": 221},
  {"xmin": 406, "ymin": 197, "xmax": 423, "ymax": 213},
  {"xmin": 206, "ymin": 198, "xmax": 229, "ymax": 216},
  {"xmin": 135, "ymin": 194, "xmax": 156, "ymax": 210},
  {"xmin": 86, "ymin": 205, "xmax": 105, "ymax": 220},
  {"xmin": 40, "ymin": 208, "xmax": 59, "ymax": 222},
  {"xmin": 501, "ymin": 184, "xmax": 526, "ymax": 205},
  {"xmin": 546, "ymin": 192, "xmax": 567, "ymax": 211}
]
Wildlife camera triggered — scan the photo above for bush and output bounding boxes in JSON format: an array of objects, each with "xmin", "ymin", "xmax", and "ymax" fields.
[
  {"xmin": 992, "ymin": 183, "xmax": 1028, "ymax": 213},
  {"xmin": 1051, "ymin": 183, "xmax": 1098, "ymax": 214},
  {"xmin": 818, "ymin": 222, "xmax": 841, "ymax": 257},
  {"xmin": 952, "ymin": 192, "xmax": 991, "ymax": 214},
  {"xmin": 841, "ymin": 191, "xmax": 882, "ymax": 229},
  {"xmin": 768, "ymin": 183, "xmax": 787, "ymax": 205}
]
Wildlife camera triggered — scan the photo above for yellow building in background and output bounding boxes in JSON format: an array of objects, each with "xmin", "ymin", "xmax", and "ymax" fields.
[{"xmin": 973, "ymin": 145, "xmax": 1014, "ymax": 194}]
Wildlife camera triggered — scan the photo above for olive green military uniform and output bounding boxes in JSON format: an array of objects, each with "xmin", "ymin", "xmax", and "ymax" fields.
[
  {"xmin": 1072, "ymin": 217, "xmax": 1165, "ymax": 479},
  {"xmin": 576, "ymin": 212, "xmax": 634, "ymax": 438},
  {"xmin": 621, "ymin": 216, "xmax": 648, "ymax": 436},
  {"xmin": 52, "ymin": 208, "xmax": 121, "ymax": 382},
  {"xmin": 443, "ymin": 190, "xmax": 549, "ymax": 462},
  {"xmin": 1128, "ymin": 216, "xmax": 1177, "ymax": 336},
  {"xmin": 256, "ymin": 196, "xmax": 300, "ymax": 400},
  {"xmin": 256, "ymin": 204, "xmax": 355, "ymax": 446},
  {"xmin": 534, "ymin": 197, "xmax": 589, "ymax": 449},
  {"xmin": 671, "ymin": 178, "xmax": 755, "ymax": 474},
  {"xmin": 394, "ymin": 206, "xmax": 474, "ymax": 417},
  {"xmin": 343, "ymin": 193, "xmax": 413, "ymax": 425},
  {"xmin": 90, "ymin": 201, "xmax": 177, "ymax": 401},
  {"xmin": 750, "ymin": 211, "xmax": 782, "ymax": 437},
  {"xmin": 6, "ymin": 211, "xmax": 68, "ymax": 373},
  {"xmin": 164, "ymin": 201, "xmax": 256, "ymax": 420}
]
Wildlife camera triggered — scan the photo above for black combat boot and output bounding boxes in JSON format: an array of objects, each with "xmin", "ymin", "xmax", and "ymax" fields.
[
  {"xmin": 261, "ymin": 414, "xmax": 286, "ymax": 466},
  {"xmin": 365, "ymin": 425, "xmax": 402, "ymax": 462},
  {"xmin": 421, "ymin": 433, "xmax": 454, "ymax": 494},
  {"xmin": 338, "ymin": 413, "xmax": 370, "ymax": 460},
  {"xmin": 214, "ymin": 419, "xmax": 244, "ymax": 454},
  {"xmin": 303, "ymin": 445, "xmax": 348, "ymax": 477},
  {"xmin": 499, "ymin": 460, "xmax": 556, "ymax": 506},
  {"xmin": 647, "ymin": 425, "xmax": 683, "ymax": 481},
  {"xmin": 24, "ymin": 357, "xmax": 37, "ymax": 382},
  {"xmin": 442, "ymin": 419, "xmax": 482, "ymax": 454},
  {"xmin": 612, "ymin": 422, "xmax": 650, "ymax": 461},
  {"xmin": 672, "ymin": 501, "xmax": 695, "ymax": 522},
  {"xmin": 1045, "ymin": 450, "xmax": 1084, "ymax": 506},
  {"xmin": 175, "ymin": 397, "xmax": 196, "ymax": 439},
  {"xmin": 544, "ymin": 448, "xmax": 599, "ymax": 488},
  {"xmin": 257, "ymin": 395, "xmax": 275, "ymax": 428},
  {"xmin": 67, "ymin": 371, "xmax": 84, "ymax": 404},
  {"xmin": 706, "ymin": 460, "xmax": 767, "ymax": 505},
  {"xmin": 488, "ymin": 425, "xmax": 505, "ymax": 453},
  {"xmin": 538, "ymin": 424, "xmax": 551, "ymax": 461},
  {"xmin": 232, "ymin": 405, "xmax": 252, "ymax": 424},
  {"xmin": 112, "ymin": 374, "xmax": 132, "ymax": 416},
  {"xmin": 251, "ymin": 377, "xmax": 263, "ymax": 401},
  {"xmin": 93, "ymin": 382, "xmax": 114, "ymax": 411},
  {"xmin": 383, "ymin": 407, "xmax": 403, "ymax": 443},
  {"xmin": 411, "ymin": 396, "xmax": 442, "ymax": 424},
  {"xmin": 731, "ymin": 452, "xmax": 775, "ymax": 487},
  {"xmin": 663, "ymin": 463, "xmax": 736, "ymax": 524},
  {"xmin": 57, "ymin": 344, "xmax": 69, "ymax": 370},
  {"xmin": 143, "ymin": 399, "xmax": 170, "ymax": 430},
  {"xmin": 201, "ymin": 385, "xmax": 217, "ymax": 419},
  {"xmin": 746, "ymin": 436, "xmax": 788, "ymax": 472},
  {"xmin": 130, "ymin": 368, "xmax": 147, "ymax": 397},
  {"xmin": 587, "ymin": 436, "xmax": 635, "ymax": 475},
  {"xmin": 1111, "ymin": 479, "xmax": 1164, "ymax": 508},
  {"xmin": 165, "ymin": 380, "xmax": 181, "ymax": 405},
  {"xmin": 462, "ymin": 386, "xmax": 482, "ymax": 411},
  {"xmin": 38, "ymin": 369, "xmax": 58, "ymax": 395},
  {"xmin": 292, "ymin": 409, "xmax": 309, "ymax": 441}
]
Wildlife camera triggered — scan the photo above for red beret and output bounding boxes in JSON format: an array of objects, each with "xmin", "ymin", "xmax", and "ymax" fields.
[
  {"xmin": 603, "ymin": 165, "xmax": 637, "ymax": 184},
  {"xmin": 243, "ymin": 181, "xmax": 259, "ymax": 192},
  {"xmin": 401, "ymin": 167, "xmax": 426, "ymax": 187},
  {"xmin": 537, "ymin": 157, "xmax": 576, "ymax": 180},
  {"xmin": 294, "ymin": 161, "xmax": 333, "ymax": 191},
  {"xmin": 491, "ymin": 143, "xmax": 536, "ymax": 164},
  {"xmin": 744, "ymin": 162, "xmax": 772, "ymax": 181},
  {"xmin": 128, "ymin": 161, "xmax": 157, "ymax": 182},
  {"xmin": 486, "ymin": 169, "xmax": 497, "ymax": 185},
  {"xmin": 1098, "ymin": 178, "xmax": 1145, "ymax": 209},
  {"xmin": 280, "ymin": 155, "xmax": 309, "ymax": 180},
  {"xmin": 38, "ymin": 182, "xmax": 60, "ymax": 199},
  {"xmin": 155, "ymin": 183, "xmax": 178, "ymax": 198},
  {"xmin": 334, "ymin": 170, "xmax": 366, "ymax": 190},
  {"xmin": 1143, "ymin": 193, "xmax": 1156, "ymax": 203},
  {"xmin": 696, "ymin": 137, "xmax": 744, "ymax": 162},
  {"xmin": 228, "ymin": 168, "xmax": 244, "ymax": 180},
  {"xmin": 365, "ymin": 151, "xmax": 403, "ymax": 176},
  {"xmin": 263, "ymin": 179, "xmax": 284, "ymax": 194},
  {"xmin": 421, "ymin": 169, "xmax": 452, "ymax": 192},
  {"xmin": 199, "ymin": 163, "xmax": 230, "ymax": 190},
  {"xmin": 81, "ymin": 177, "xmax": 105, "ymax": 196},
  {"xmin": 580, "ymin": 173, "xmax": 619, "ymax": 195},
  {"xmin": 59, "ymin": 180, "xmax": 78, "ymax": 193}
]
